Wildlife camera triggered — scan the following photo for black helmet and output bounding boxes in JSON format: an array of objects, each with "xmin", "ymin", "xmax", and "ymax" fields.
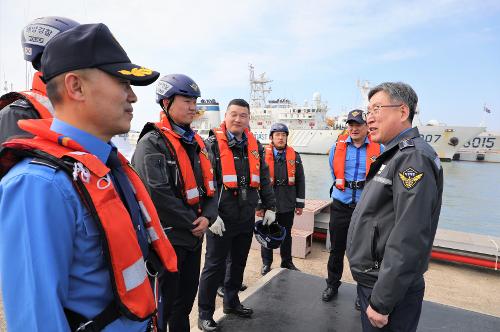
[
  {"xmin": 21, "ymin": 16, "xmax": 80, "ymax": 70},
  {"xmin": 254, "ymin": 220, "xmax": 286, "ymax": 250},
  {"xmin": 269, "ymin": 122, "xmax": 289, "ymax": 137}
]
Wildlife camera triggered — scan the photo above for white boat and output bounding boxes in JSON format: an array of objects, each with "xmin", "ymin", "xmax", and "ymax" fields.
[
  {"xmin": 111, "ymin": 133, "xmax": 135, "ymax": 161},
  {"xmin": 246, "ymin": 66, "xmax": 485, "ymax": 161},
  {"xmin": 453, "ymin": 132, "xmax": 500, "ymax": 162},
  {"xmin": 193, "ymin": 99, "xmax": 222, "ymax": 137}
]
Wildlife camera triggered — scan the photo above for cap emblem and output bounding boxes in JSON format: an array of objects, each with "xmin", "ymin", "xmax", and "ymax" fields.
[{"xmin": 118, "ymin": 67, "xmax": 153, "ymax": 77}]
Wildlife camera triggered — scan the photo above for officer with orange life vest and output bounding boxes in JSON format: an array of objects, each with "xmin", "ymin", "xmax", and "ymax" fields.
[
  {"xmin": 197, "ymin": 99, "xmax": 276, "ymax": 331},
  {"xmin": 0, "ymin": 16, "xmax": 79, "ymax": 146},
  {"xmin": 322, "ymin": 110, "xmax": 382, "ymax": 306},
  {"xmin": 259, "ymin": 122, "xmax": 305, "ymax": 275},
  {"xmin": 0, "ymin": 23, "xmax": 177, "ymax": 331},
  {"xmin": 132, "ymin": 74, "xmax": 218, "ymax": 332}
]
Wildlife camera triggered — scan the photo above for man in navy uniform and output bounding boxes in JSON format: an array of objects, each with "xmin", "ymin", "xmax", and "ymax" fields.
[
  {"xmin": 347, "ymin": 82, "xmax": 443, "ymax": 331},
  {"xmin": 260, "ymin": 122, "xmax": 305, "ymax": 275}
]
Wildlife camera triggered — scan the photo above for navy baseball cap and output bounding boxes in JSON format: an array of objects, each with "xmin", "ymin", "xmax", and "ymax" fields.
[
  {"xmin": 41, "ymin": 23, "xmax": 159, "ymax": 86},
  {"xmin": 346, "ymin": 109, "xmax": 366, "ymax": 124}
]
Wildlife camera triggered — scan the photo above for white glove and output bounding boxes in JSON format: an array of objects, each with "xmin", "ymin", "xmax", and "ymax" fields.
[
  {"xmin": 209, "ymin": 217, "xmax": 225, "ymax": 236},
  {"xmin": 263, "ymin": 210, "xmax": 276, "ymax": 226}
]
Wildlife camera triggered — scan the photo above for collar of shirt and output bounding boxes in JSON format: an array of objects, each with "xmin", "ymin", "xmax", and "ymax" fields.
[
  {"xmin": 346, "ymin": 136, "xmax": 370, "ymax": 146},
  {"xmin": 385, "ymin": 127, "xmax": 414, "ymax": 150},
  {"xmin": 273, "ymin": 146, "xmax": 286, "ymax": 158},
  {"xmin": 226, "ymin": 130, "xmax": 247, "ymax": 145},
  {"xmin": 50, "ymin": 118, "xmax": 112, "ymax": 163},
  {"xmin": 171, "ymin": 121, "xmax": 195, "ymax": 143}
]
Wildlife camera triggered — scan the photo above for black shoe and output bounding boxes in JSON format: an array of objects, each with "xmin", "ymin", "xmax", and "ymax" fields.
[
  {"xmin": 261, "ymin": 264, "xmax": 271, "ymax": 276},
  {"xmin": 217, "ymin": 286, "xmax": 224, "ymax": 298},
  {"xmin": 223, "ymin": 304, "xmax": 254, "ymax": 318},
  {"xmin": 198, "ymin": 318, "xmax": 219, "ymax": 331},
  {"xmin": 355, "ymin": 296, "xmax": 361, "ymax": 311},
  {"xmin": 240, "ymin": 283, "xmax": 248, "ymax": 292},
  {"xmin": 322, "ymin": 286, "xmax": 338, "ymax": 302},
  {"xmin": 281, "ymin": 262, "xmax": 300, "ymax": 271}
]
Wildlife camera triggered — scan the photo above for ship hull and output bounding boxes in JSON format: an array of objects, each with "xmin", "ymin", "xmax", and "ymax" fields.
[
  {"xmin": 453, "ymin": 132, "xmax": 500, "ymax": 163},
  {"xmin": 251, "ymin": 125, "xmax": 485, "ymax": 160}
]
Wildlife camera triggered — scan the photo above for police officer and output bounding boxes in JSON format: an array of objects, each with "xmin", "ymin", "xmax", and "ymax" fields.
[
  {"xmin": 260, "ymin": 122, "xmax": 305, "ymax": 275},
  {"xmin": 0, "ymin": 16, "xmax": 79, "ymax": 146},
  {"xmin": 346, "ymin": 82, "xmax": 443, "ymax": 331},
  {"xmin": 197, "ymin": 98, "xmax": 276, "ymax": 331},
  {"xmin": 132, "ymin": 74, "xmax": 218, "ymax": 332},
  {"xmin": 0, "ymin": 23, "xmax": 177, "ymax": 331},
  {"xmin": 322, "ymin": 110, "xmax": 382, "ymax": 305}
]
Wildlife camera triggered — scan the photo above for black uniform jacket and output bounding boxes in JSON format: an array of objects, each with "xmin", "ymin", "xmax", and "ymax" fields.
[
  {"xmin": 205, "ymin": 131, "xmax": 276, "ymax": 235},
  {"xmin": 260, "ymin": 149, "xmax": 305, "ymax": 213},
  {"xmin": 346, "ymin": 127, "xmax": 444, "ymax": 315},
  {"xmin": 132, "ymin": 123, "xmax": 218, "ymax": 250},
  {"xmin": 0, "ymin": 99, "xmax": 39, "ymax": 147}
]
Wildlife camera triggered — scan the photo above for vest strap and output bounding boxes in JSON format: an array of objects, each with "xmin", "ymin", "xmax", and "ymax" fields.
[{"xmin": 64, "ymin": 302, "xmax": 122, "ymax": 332}]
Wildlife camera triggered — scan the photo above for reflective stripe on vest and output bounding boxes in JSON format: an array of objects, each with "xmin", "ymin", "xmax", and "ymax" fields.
[
  {"xmin": 332, "ymin": 133, "xmax": 381, "ymax": 191},
  {"xmin": 264, "ymin": 144, "xmax": 296, "ymax": 186},
  {"xmin": 0, "ymin": 72, "xmax": 53, "ymax": 119},
  {"xmin": 213, "ymin": 122, "xmax": 260, "ymax": 189},
  {"xmin": 154, "ymin": 117, "xmax": 215, "ymax": 205},
  {"xmin": 4, "ymin": 118, "xmax": 178, "ymax": 321}
]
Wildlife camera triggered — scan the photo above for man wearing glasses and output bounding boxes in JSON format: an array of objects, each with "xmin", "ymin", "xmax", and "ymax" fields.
[{"xmin": 347, "ymin": 82, "xmax": 443, "ymax": 331}]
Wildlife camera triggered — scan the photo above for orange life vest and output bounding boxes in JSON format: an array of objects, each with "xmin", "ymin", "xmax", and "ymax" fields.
[
  {"xmin": 2, "ymin": 118, "xmax": 178, "ymax": 321},
  {"xmin": 154, "ymin": 116, "xmax": 215, "ymax": 205},
  {"xmin": 213, "ymin": 122, "xmax": 260, "ymax": 188},
  {"xmin": 0, "ymin": 71, "xmax": 53, "ymax": 119},
  {"xmin": 265, "ymin": 144, "xmax": 296, "ymax": 186},
  {"xmin": 332, "ymin": 133, "xmax": 381, "ymax": 190}
]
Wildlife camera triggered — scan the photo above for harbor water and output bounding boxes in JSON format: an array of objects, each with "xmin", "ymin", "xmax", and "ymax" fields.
[{"xmin": 301, "ymin": 155, "xmax": 500, "ymax": 237}]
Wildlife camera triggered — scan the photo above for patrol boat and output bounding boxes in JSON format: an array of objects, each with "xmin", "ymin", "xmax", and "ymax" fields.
[
  {"xmin": 246, "ymin": 66, "xmax": 485, "ymax": 161},
  {"xmin": 453, "ymin": 131, "xmax": 500, "ymax": 162},
  {"xmin": 193, "ymin": 99, "xmax": 222, "ymax": 137}
]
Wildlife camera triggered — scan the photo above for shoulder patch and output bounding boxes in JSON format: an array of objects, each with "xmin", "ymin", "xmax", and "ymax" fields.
[
  {"xmin": 29, "ymin": 157, "xmax": 59, "ymax": 170},
  {"xmin": 398, "ymin": 167, "xmax": 424, "ymax": 190},
  {"xmin": 398, "ymin": 138, "xmax": 415, "ymax": 150}
]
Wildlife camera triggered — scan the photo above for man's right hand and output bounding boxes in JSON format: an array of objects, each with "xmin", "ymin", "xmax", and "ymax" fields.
[{"xmin": 209, "ymin": 217, "xmax": 225, "ymax": 236}]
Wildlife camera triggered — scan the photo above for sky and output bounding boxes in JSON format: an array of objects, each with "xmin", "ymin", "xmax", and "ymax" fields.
[{"xmin": 1, "ymin": 0, "xmax": 499, "ymax": 131}]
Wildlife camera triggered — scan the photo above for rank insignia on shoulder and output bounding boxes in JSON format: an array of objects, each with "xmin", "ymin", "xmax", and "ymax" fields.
[
  {"xmin": 398, "ymin": 138, "xmax": 415, "ymax": 150},
  {"xmin": 288, "ymin": 159, "xmax": 295, "ymax": 166},
  {"xmin": 398, "ymin": 167, "xmax": 424, "ymax": 190}
]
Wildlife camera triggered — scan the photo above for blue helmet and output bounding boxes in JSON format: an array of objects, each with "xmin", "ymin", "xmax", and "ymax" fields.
[
  {"xmin": 254, "ymin": 220, "xmax": 286, "ymax": 250},
  {"xmin": 269, "ymin": 122, "xmax": 289, "ymax": 137},
  {"xmin": 21, "ymin": 16, "xmax": 80, "ymax": 69},
  {"xmin": 156, "ymin": 74, "xmax": 201, "ymax": 104}
]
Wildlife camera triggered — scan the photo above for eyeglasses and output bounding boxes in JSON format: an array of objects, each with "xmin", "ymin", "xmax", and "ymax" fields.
[{"xmin": 365, "ymin": 104, "xmax": 403, "ymax": 117}]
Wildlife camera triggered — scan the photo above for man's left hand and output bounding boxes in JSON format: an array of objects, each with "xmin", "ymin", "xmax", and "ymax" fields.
[
  {"xmin": 192, "ymin": 217, "xmax": 209, "ymax": 238},
  {"xmin": 366, "ymin": 305, "xmax": 389, "ymax": 328},
  {"xmin": 295, "ymin": 208, "xmax": 303, "ymax": 215}
]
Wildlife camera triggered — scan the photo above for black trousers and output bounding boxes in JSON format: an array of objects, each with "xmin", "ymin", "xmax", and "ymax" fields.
[
  {"xmin": 198, "ymin": 228, "xmax": 253, "ymax": 320},
  {"xmin": 357, "ymin": 282, "xmax": 425, "ymax": 332},
  {"xmin": 160, "ymin": 245, "xmax": 201, "ymax": 332},
  {"xmin": 261, "ymin": 211, "xmax": 294, "ymax": 266},
  {"xmin": 326, "ymin": 199, "xmax": 355, "ymax": 288}
]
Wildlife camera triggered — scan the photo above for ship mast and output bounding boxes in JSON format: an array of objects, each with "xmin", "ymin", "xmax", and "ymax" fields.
[
  {"xmin": 249, "ymin": 64, "xmax": 272, "ymax": 108},
  {"xmin": 356, "ymin": 79, "xmax": 371, "ymax": 109}
]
